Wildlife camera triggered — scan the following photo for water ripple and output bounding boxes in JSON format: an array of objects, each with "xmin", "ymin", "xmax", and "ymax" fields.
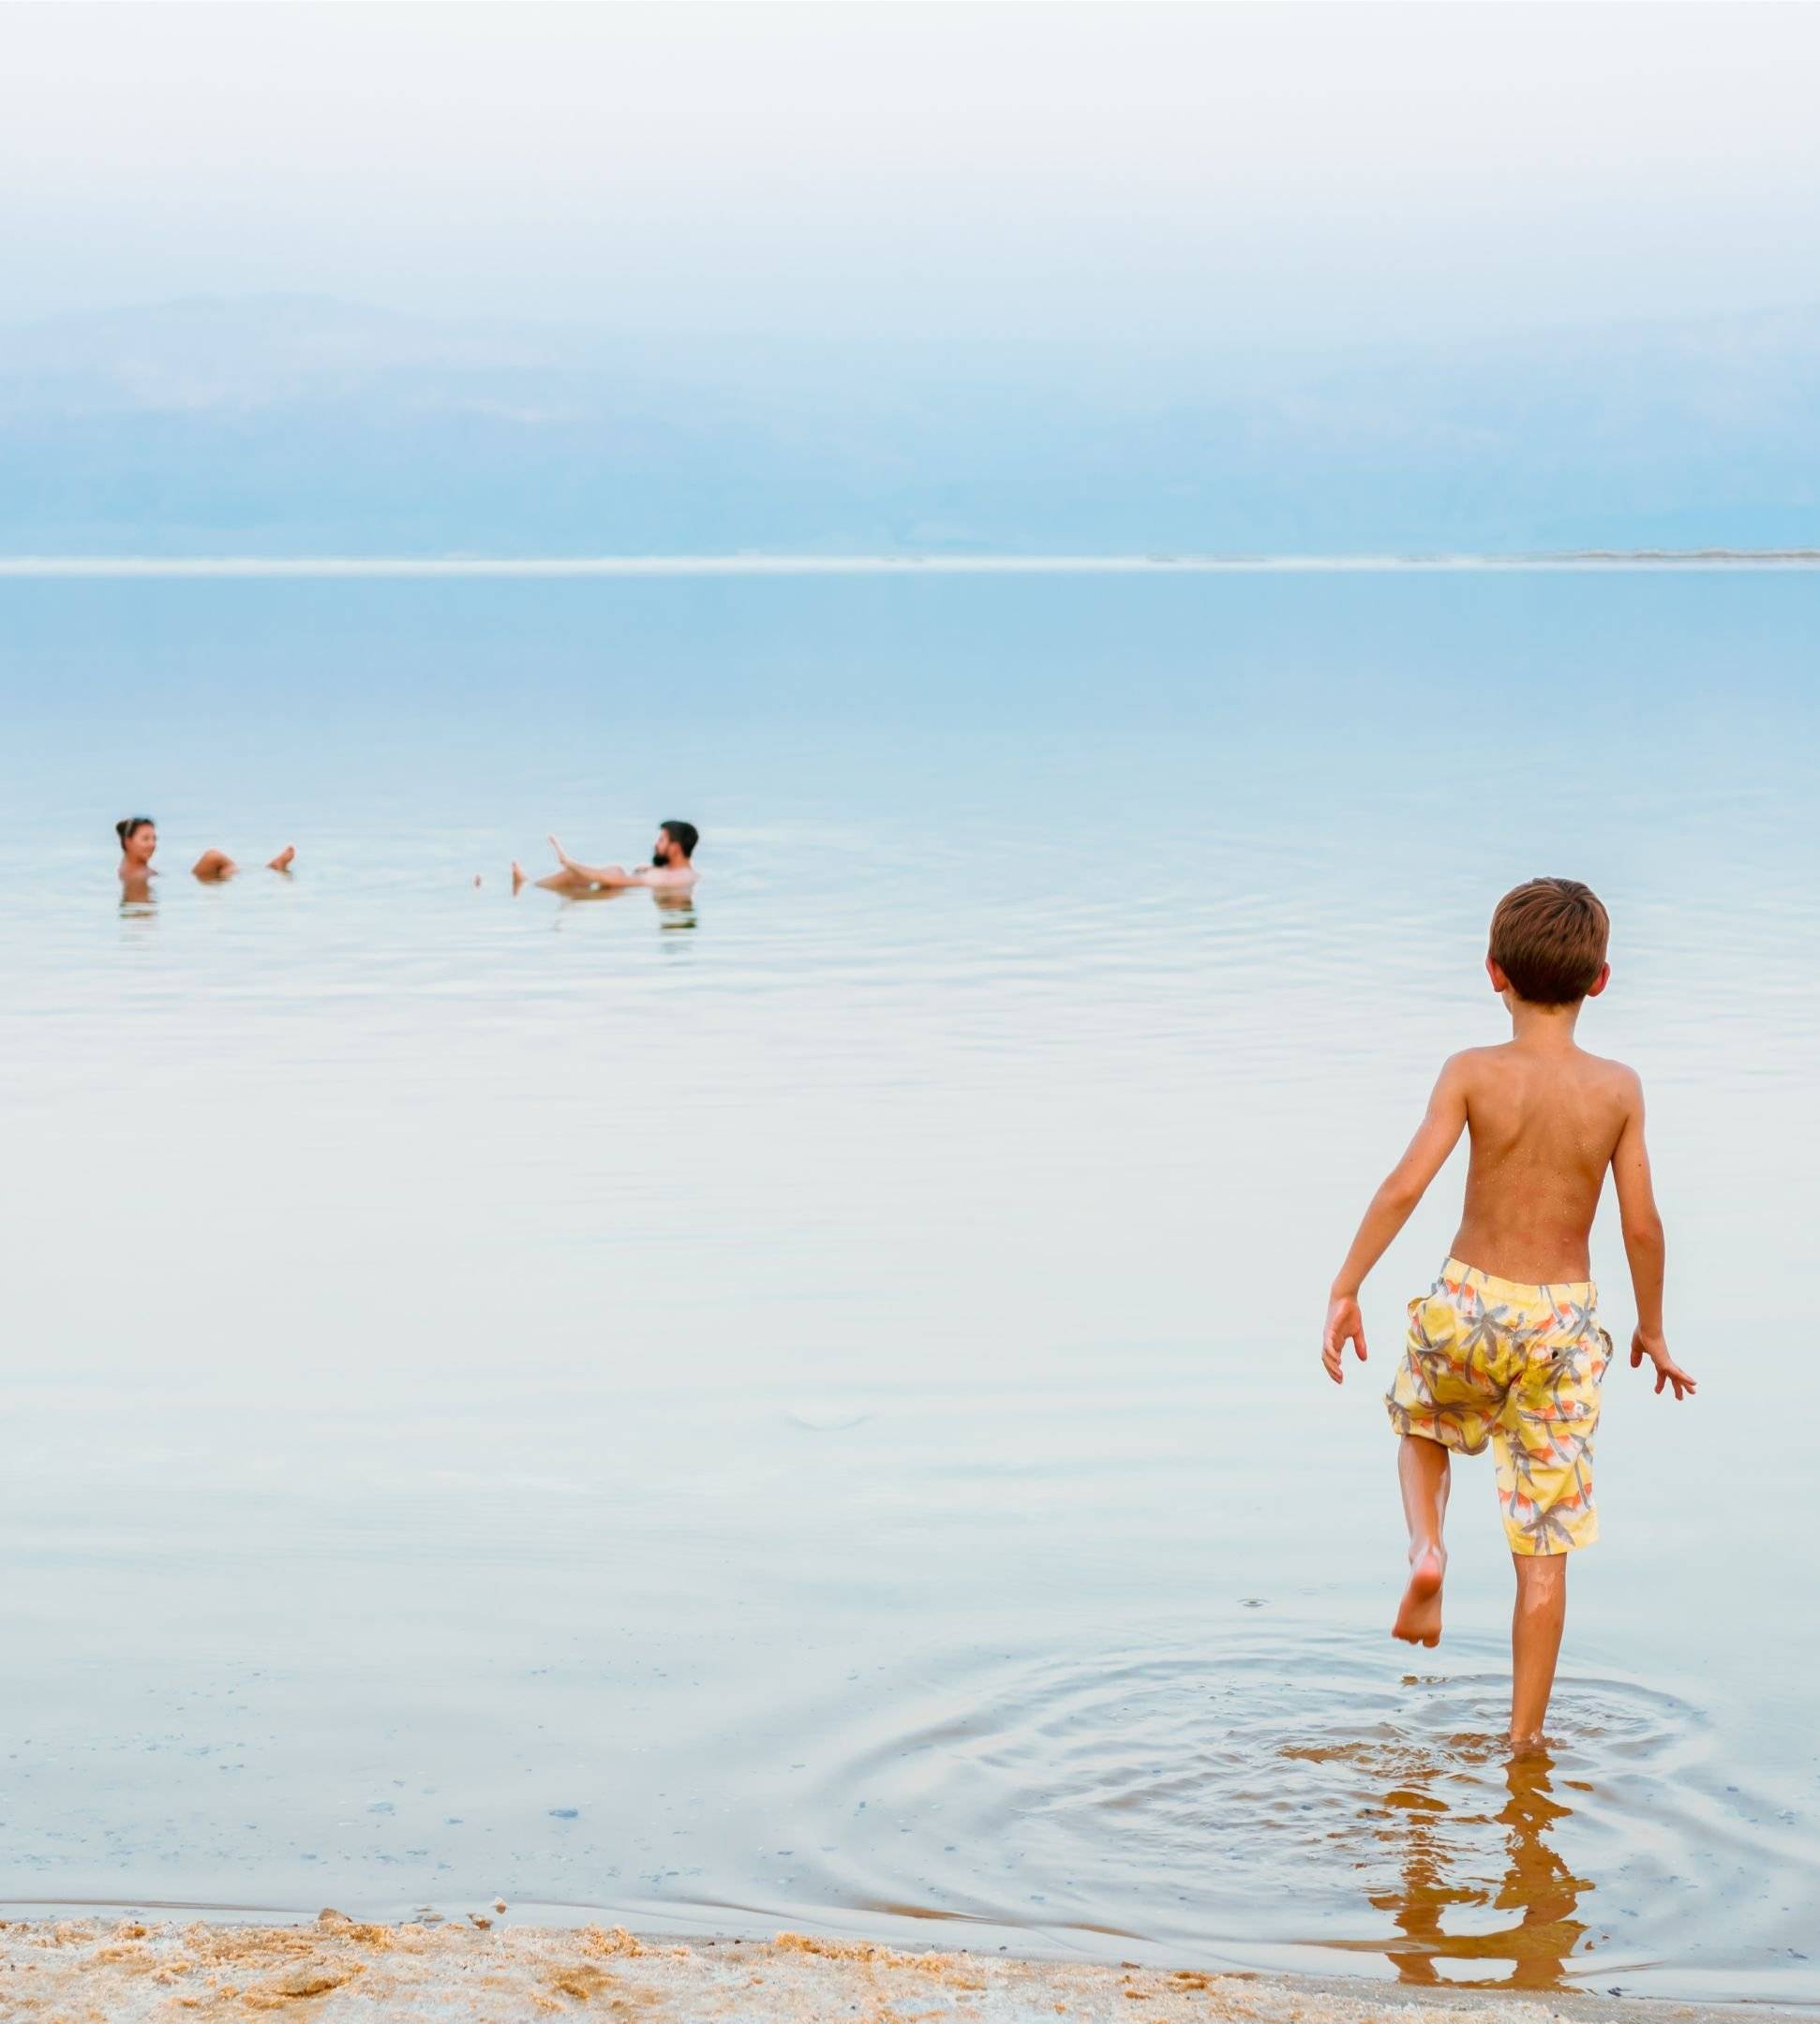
[{"xmin": 764, "ymin": 1622, "xmax": 1818, "ymax": 1997}]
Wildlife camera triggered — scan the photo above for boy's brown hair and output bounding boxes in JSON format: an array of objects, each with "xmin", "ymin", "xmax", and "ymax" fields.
[{"xmin": 1489, "ymin": 877, "xmax": 1610, "ymax": 1005}]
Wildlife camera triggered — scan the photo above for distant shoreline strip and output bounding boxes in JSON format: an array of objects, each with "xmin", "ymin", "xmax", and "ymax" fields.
[{"xmin": 1, "ymin": 551, "xmax": 1817, "ymax": 577}]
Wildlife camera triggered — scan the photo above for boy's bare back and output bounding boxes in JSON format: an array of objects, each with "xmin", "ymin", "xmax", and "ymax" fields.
[{"xmin": 1445, "ymin": 1040, "xmax": 1642, "ymax": 1286}]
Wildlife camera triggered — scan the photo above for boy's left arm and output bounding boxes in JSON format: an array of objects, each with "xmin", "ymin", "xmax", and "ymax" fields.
[
  {"xmin": 1610, "ymin": 1073, "xmax": 1696, "ymax": 1401},
  {"xmin": 1322, "ymin": 1056, "xmax": 1470, "ymax": 1383}
]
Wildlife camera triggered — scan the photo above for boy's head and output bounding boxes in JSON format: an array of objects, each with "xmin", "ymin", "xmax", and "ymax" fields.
[{"xmin": 1487, "ymin": 878, "xmax": 1610, "ymax": 1006}]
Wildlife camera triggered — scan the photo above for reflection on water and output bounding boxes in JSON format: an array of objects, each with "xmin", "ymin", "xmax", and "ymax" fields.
[
  {"xmin": 524, "ymin": 883, "xmax": 699, "ymax": 931},
  {"xmin": 1317, "ymin": 1744, "xmax": 1591, "ymax": 1989},
  {"xmin": 760, "ymin": 1621, "xmax": 1800, "ymax": 1994}
]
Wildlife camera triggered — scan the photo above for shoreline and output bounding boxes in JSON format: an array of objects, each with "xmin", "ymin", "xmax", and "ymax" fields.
[
  {"xmin": 1, "ymin": 1915, "xmax": 1809, "ymax": 2022},
  {"xmin": 1, "ymin": 547, "xmax": 1820, "ymax": 576}
]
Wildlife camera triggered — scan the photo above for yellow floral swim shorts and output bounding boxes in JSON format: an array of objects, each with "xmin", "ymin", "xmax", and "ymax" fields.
[{"xmin": 1385, "ymin": 1258, "xmax": 1612, "ymax": 1555}]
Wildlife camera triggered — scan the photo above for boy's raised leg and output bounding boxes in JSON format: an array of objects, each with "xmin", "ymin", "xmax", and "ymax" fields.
[
  {"xmin": 1509, "ymin": 1554, "xmax": 1567, "ymax": 1748},
  {"xmin": 1394, "ymin": 1434, "xmax": 1450, "ymax": 1646}
]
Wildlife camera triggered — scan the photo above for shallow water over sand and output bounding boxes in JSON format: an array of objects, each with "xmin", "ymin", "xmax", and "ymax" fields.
[{"xmin": 1, "ymin": 573, "xmax": 1816, "ymax": 2001}]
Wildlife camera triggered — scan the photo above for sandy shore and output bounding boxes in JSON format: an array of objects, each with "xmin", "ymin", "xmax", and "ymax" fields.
[{"xmin": 0, "ymin": 1914, "xmax": 1797, "ymax": 2024}]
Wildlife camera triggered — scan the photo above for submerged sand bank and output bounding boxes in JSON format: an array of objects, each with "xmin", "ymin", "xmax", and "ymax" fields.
[{"xmin": 0, "ymin": 1915, "xmax": 1791, "ymax": 2024}]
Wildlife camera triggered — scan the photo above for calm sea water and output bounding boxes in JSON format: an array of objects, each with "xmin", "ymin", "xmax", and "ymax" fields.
[{"xmin": 1, "ymin": 573, "xmax": 1816, "ymax": 2003}]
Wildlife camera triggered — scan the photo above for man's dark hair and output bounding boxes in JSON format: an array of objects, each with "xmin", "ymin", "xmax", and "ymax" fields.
[
  {"xmin": 659, "ymin": 820, "xmax": 699, "ymax": 862},
  {"xmin": 1488, "ymin": 878, "xmax": 1610, "ymax": 1005}
]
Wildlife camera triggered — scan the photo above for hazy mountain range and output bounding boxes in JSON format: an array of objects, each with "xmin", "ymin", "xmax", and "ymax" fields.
[{"xmin": 1, "ymin": 295, "xmax": 1815, "ymax": 555}]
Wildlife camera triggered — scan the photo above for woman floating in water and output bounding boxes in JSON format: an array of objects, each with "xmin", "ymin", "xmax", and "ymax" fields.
[{"xmin": 115, "ymin": 817, "xmax": 295, "ymax": 900}]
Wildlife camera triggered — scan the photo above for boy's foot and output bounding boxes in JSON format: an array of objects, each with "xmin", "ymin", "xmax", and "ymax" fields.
[
  {"xmin": 268, "ymin": 845, "xmax": 296, "ymax": 871},
  {"xmin": 1393, "ymin": 1545, "xmax": 1446, "ymax": 1647},
  {"xmin": 511, "ymin": 861, "xmax": 528, "ymax": 893}
]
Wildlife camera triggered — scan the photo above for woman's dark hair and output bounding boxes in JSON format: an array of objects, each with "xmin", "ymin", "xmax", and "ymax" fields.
[{"xmin": 116, "ymin": 815, "xmax": 154, "ymax": 846}]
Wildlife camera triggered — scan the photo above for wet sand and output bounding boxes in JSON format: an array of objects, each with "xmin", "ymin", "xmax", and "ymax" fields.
[{"xmin": 0, "ymin": 1915, "xmax": 1801, "ymax": 2024}]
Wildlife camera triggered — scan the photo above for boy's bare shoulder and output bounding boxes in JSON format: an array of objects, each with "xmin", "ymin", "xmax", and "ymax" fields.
[
  {"xmin": 1437, "ymin": 1043, "xmax": 1510, "ymax": 1083},
  {"xmin": 1446, "ymin": 1040, "xmax": 1639, "ymax": 1078},
  {"xmin": 1439, "ymin": 1045, "xmax": 1641, "ymax": 1119},
  {"xmin": 1576, "ymin": 1047, "xmax": 1645, "ymax": 1102}
]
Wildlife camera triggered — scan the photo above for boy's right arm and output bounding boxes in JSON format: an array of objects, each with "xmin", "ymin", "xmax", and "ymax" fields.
[
  {"xmin": 1610, "ymin": 1073, "xmax": 1696, "ymax": 1401},
  {"xmin": 1322, "ymin": 1056, "xmax": 1470, "ymax": 1384}
]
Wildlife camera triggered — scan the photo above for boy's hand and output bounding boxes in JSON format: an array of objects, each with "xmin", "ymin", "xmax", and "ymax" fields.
[
  {"xmin": 1322, "ymin": 1296, "xmax": 1368, "ymax": 1384},
  {"xmin": 1629, "ymin": 1328, "xmax": 1696, "ymax": 1400}
]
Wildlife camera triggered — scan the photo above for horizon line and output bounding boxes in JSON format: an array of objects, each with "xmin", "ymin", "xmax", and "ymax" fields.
[{"xmin": 1, "ymin": 550, "xmax": 1818, "ymax": 579}]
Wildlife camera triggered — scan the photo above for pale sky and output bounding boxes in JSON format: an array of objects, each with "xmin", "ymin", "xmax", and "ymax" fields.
[{"xmin": 3, "ymin": 3, "xmax": 1819, "ymax": 342}]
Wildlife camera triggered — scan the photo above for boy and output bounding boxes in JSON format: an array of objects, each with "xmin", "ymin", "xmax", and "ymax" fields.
[{"xmin": 1321, "ymin": 877, "xmax": 1694, "ymax": 1747}]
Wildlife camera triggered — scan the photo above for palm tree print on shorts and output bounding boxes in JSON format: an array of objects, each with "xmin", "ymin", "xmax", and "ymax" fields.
[{"xmin": 1385, "ymin": 1260, "xmax": 1607, "ymax": 1555}]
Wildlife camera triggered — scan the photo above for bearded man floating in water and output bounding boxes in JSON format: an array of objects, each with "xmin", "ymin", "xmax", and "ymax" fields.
[{"xmin": 512, "ymin": 821, "xmax": 700, "ymax": 896}]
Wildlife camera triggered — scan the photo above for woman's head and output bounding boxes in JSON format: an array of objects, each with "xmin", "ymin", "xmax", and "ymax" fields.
[{"xmin": 116, "ymin": 815, "xmax": 157, "ymax": 863}]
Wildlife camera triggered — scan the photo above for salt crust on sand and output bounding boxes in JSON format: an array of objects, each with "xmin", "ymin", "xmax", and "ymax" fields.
[{"xmin": 0, "ymin": 1913, "xmax": 1714, "ymax": 2023}]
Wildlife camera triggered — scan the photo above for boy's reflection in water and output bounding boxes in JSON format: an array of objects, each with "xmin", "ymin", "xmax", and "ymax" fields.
[{"xmin": 1327, "ymin": 1748, "xmax": 1591, "ymax": 1991}]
